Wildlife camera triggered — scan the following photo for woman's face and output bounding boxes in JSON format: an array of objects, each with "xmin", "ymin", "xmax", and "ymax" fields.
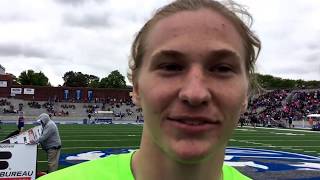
[{"xmin": 133, "ymin": 8, "xmax": 249, "ymax": 162}]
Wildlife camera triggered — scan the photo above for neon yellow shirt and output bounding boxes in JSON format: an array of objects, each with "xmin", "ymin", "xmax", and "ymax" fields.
[{"xmin": 37, "ymin": 152, "xmax": 251, "ymax": 180}]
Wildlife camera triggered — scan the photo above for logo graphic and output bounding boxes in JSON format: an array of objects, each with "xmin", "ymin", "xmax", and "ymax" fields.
[
  {"xmin": 61, "ymin": 148, "xmax": 134, "ymax": 165},
  {"xmin": 225, "ymin": 148, "xmax": 320, "ymax": 171},
  {"xmin": 0, "ymin": 144, "xmax": 36, "ymax": 180},
  {"xmin": 61, "ymin": 147, "xmax": 320, "ymax": 179},
  {"xmin": 0, "ymin": 151, "xmax": 12, "ymax": 170}
]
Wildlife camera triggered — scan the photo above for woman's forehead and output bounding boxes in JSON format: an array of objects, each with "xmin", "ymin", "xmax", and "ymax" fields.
[{"xmin": 144, "ymin": 9, "xmax": 246, "ymax": 63}]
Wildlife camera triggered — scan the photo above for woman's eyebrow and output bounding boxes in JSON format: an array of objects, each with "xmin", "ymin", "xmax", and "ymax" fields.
[
  {"xmin": 149, "ymin": 49, "xmax": 241, "ymax": 64},
  {"xmin": 206, "ymin": 49, "xmax": 241, "ymax": 63},
  {"xmin": 150, "ymin": 50, "xmax": 186, "ymax": 62}
]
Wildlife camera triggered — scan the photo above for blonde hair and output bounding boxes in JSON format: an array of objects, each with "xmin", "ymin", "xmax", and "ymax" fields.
[{"xmin": 128, "ymin": 0, "xmax": 261, "ymax": 90}]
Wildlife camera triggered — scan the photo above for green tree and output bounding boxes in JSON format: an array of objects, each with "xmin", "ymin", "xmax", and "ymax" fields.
[
  {"xmin": 255, "ymin": 73, "xmax": 320, "ymax": 89},
  {"xmin": 305, "ymin": 80, "xmax": 320, "ymax": 89},
  {"xmin": 18, "ymin": 70, "xmax": 49, "ymax": 86},
  {"xmin": 99, "ymin": 76, "xmax": 108, "ymax": 88},
  {"xmin": 100, "ymin": 70, "xmax": 126, "ymax": 88},
  {"xmin": 63, "ymin": 71, "xmax": 89, "ymax": 87},
  {"xmin": 62, "ymin": 70, "xmax": 127, "ymax": 88},
  {"xmin": 87, "ymin": 75, "xmax": 100, "ymax": 88},
  {"xmin": 89, "ymin": 79, "xmax": 100, "ymax": 88},
  {"xmin": 295, "ymin": 79, "xmax": 304, "ymax": 88}
]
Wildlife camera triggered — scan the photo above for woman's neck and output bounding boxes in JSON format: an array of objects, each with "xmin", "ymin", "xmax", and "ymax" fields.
[{"xmin": 131, "ymin": 133, "xmax": 225, "ymax": 180}]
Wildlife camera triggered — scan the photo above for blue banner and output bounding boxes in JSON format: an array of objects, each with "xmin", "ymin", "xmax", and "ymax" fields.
[
  {"xmin": 88, "ymin": 90, "xmax": 93, "ymax": 101},
  {"xmin": 76, "ymin": 90, "xmax": 81, "ymax": 100},
  {"xmin": 64, "ymin": 89, "xmax": 69, "ymax": 100}
]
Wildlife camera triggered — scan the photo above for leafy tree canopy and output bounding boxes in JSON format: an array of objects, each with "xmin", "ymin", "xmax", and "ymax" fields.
[
  {"xmin": 18, "ymin": 70, "xmax": 50, "ymax": 86},
  {"xmin": 62, "ymin": 70, "xmax": 127, "ymax": 88},
  {"xmin": 99, "ymin": 70, "xmax": 126, "ymax": 88},
  {"xmin": 63, "ymin": 71, "xmax": 89, "ymax": 87},
  {"xmin": 255, "ymin": 73, "xmax": 320, "ymax": 89}
]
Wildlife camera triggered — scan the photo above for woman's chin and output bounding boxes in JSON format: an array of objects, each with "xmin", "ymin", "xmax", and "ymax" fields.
[{"xmin": 168, "ymin": 141, "xmax": 214, "ymax": 163}]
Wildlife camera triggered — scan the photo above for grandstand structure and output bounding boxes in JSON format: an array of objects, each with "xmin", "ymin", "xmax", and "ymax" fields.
[
  {"xmin": 0, "ymin": 79, "xmax": 131, "ymax": 102},
  {"xmin": 245, "ymin": 89, "xmax": 320, "ymax": 129},
  {"xmin": 0, "ymin": 72, "xmax": 140, "ymax": 123},
  {"xmin": 0, "ymin": 66, "xmax": 319, "ymax": 128},
  {"xmin": 0, "ymin": 98, "xmax": 141, "ymax": 122}
]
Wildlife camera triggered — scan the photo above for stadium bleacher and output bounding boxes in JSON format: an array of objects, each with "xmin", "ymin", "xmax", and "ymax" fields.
[
  {"xmin": 0, "ymin": 89, "xmax": 319, "ymax": 127},
  {"xmin": 0, "ymin": 97, "xmax": 141, "ymax": 122},
  {"xmin": 244, "ymin": 89, "xmax": 320, "ymax": 128}
]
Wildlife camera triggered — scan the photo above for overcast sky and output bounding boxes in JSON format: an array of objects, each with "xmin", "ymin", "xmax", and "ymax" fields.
[{"xmin": 0, "ymin": 0, "xmax": 319, "ymax": 86}]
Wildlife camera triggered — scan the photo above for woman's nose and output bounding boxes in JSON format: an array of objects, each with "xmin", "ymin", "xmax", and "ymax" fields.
[{"xmin": 178, "ymin": 68, "xmax": 211, "ymax": 106}]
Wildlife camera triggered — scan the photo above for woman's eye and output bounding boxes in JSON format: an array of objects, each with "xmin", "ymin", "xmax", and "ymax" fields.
[
  {"xmin": 216, "ymin": 65, "xmax": 232, "ymax": 73},
  {"xmin": 160, "ymin": 63, "xmax": 183, "ymax": 71},
  {"xmin": 210, "ymin": 65, "xmax": 233, "ymax": 73}
]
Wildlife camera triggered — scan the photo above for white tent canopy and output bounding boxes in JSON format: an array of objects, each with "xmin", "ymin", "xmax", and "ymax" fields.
[
  {"xmin": 95, "ymin": 110, "xmax": 113, "ymax": 114},
  {"xmin": 307, "ymin": 114, "xmax": 320, "ymax": 118},
  {"xmin": 303, "ymin": 114, "xmax": 320, "ymax": 128},
  {"xmin": 93, "ymin": 110, "xmax": 114, "ymax": 124}
]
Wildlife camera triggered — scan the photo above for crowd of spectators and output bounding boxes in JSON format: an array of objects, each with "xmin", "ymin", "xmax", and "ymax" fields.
[
  {"xmin": 52, "ymin": 110, "xmax": 69, "ymax": 116},
  {"xmin": 248, "ymin": 90, "xmax": 289, "ymax": 112},
  {"xmin": 28, "ymin": 101, "xmax": 42, "ymax": 109},
  {"xmin": 244, "ymin": 89, "xmax": 320, "ymax": 128},
  {"xmin": 61, "ymin": 104, "xmax": 76, "ymax": 109},
  {"xmin": 42, "ymin": 102, "xmax": 71, "ymax": 116},
  {"xmin": 1, "ymin": 99, "xmax": 16, "ymax": 113},
  {"xmin": 3, "ymin": 105, "xmax": 16, "ymax": 114},
  {"xmin": 43, "ymin": 102, "xmax": 54, "ymax": 113},
  {"xmin": 84, "ymin": 104, "xmax": 99, "ymax": 114},
  {"xmin": 0, "ymin": 99, "xmax": 10, "ymax": 106},
  {"xmin": 1, "ymin": 89, "xmax": 317, "ymax": 125},
  {"xmin": 283, "ymin": 90, "xmax": 320, "ymax": 120}
]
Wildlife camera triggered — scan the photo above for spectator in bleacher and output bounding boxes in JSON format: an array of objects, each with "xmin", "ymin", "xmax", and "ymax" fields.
[
  {"xmin": 17, "ymin": 110, "xmax": 25, "ymax": 132},
  {"xmin": 87, "ymin": 113, "xmax": 92, "ymax": 124},
  {"xmin": 37, "ymin": 0, "xmax": 260, "ymax": 179},
  {"xmin": 288, "ymin": 116, "xmax": 293, "ymax": 128},
  {"xmin": 250, "ymin": 114, "xmax": 258, "ymax": 128},
  {"xmin": 33, "ymin": 113, "xmax": 62, "ymax": 173},
  {"xmin": 239, "ymin": 115, "xmax": 245, "ymax": 127}
]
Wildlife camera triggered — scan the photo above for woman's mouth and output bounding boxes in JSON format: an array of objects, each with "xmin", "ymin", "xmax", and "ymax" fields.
[{"xmin": 166, "ymin": 116, "xmax": 221, "ymax": 134}]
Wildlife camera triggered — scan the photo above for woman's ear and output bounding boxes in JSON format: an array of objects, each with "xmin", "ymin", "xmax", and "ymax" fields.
[
  {"xmin": 241, "ymin": 98, "xmax": 248, "ymax": 113},
  {"xmin": 132, "ymin": 83, "xmax": 141, "ymax": 107}
]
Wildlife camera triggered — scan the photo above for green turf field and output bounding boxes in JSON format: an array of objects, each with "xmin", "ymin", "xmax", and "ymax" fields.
[{"xmin": 0, "ymin": 124, "xmax": 319, "ymax": 172}]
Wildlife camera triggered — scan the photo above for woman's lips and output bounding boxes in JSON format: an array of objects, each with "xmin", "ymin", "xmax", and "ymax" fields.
[{"xmin": 166, "ymin": 116, "xmax": 221, "ymax": 134}]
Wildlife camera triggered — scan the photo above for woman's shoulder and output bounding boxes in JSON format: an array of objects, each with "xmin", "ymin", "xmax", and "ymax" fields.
[
  {"xmin": 222, "ymin": 164, "xmax": 252, "ymax": 180},
  {"xmin": 37, "ymin": 152, "xmax": 134, "ymax": 180}
]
